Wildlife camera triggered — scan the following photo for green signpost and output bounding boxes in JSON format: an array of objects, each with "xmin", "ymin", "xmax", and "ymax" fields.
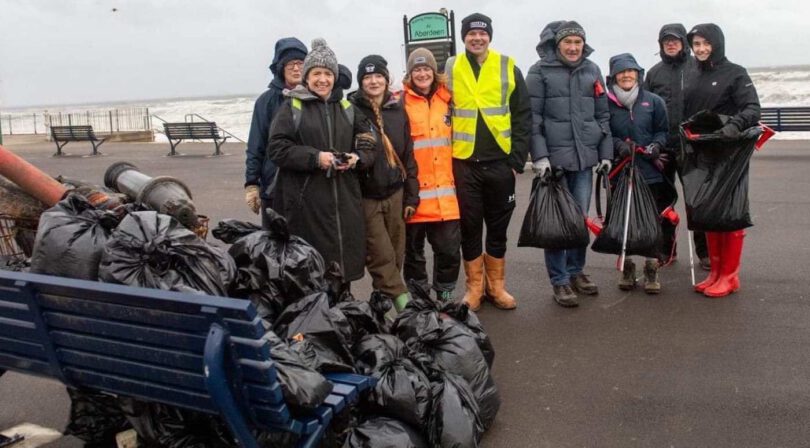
[{"xmin": 403, "ymin": 10, "xmax": 456, "ymax": 72}]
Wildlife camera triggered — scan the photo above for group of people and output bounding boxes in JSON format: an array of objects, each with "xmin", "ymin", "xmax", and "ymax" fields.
[{"xmin": 243, "ymin": 13, "xmax": 761, "ymax": 314}]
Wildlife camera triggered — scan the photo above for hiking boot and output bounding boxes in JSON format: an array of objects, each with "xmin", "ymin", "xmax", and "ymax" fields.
[
  {"xmin": 552, "ymin": 284, "xmax": 579, "ymax": 308},
  {"xmin": 618, "ymin": 259, "xmax": 637, "ymax": 291},
  {"xmin": 571, "ymin": 273, "xmax": 598, "ymax": 295},
  {"xmin": 643, "ymin": 259, "xmax": 661, "ymax": 294},
  {"xmin": 699, "ymin": 257, "xmax": 711, "ymax": 271}
]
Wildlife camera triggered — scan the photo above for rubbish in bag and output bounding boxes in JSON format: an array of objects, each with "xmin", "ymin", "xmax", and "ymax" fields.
[
  {"xmin": 31, "ymin": 194, "xmax": 120, "ymax": 281},
  {"xmin": 343, "ymin": 417, "xmax": 428, "ymax": 448},
  {"xmin": 273, "ymin": 292, "xmax": 355, "ymax": 372},
  {"xmin": 211, "ymin": 219, "xmax": 261, "ymax": 244},
  {"xmin": 117, "ymin": 397, "xmax": 234, "ymax": 448},
  {"xmin": 439, "ymin": 300, "xmax": 495, "ymax": 369},
  {"xmin": 290, "ymin": 337, "xmax": 354, "ymax": 374},
  {"xmin": 354, "ymin": 335, "xmax": 432, "ymax": 428},
  {"xmin": 334, "ymin": 292, "xmax": 391, "ymax": 344},
  {"xmin": 518, "ymin": 171, "xmax": 590, "ymax": 249},
  {"xmin": 99, "ymin": 211, "xmax": 236, "ymax": 296},
  {"xmin": 591, "ymin": 164, "xmax": 663, "ymax": 258},
  {"xmin": 64, "ymin": 388, "xmax": 131, "ymax": 447},
  {"xmin": 427, "ymin": 372, "xmax": 484, "ymax": 448},
  {"xmin": 393, "ymin": 292, "xmax": 500, "ymax": 430},
  {"xmin": 265, "ymin": 331, "xmax": 333, "ymax": 411},
  {"xmin": 679, "ymin": 113, "xmax": 761, "ymax": 232},
  {"xmin": 221, "ymin": 213, "xmax": 328, "ymax": 311}
]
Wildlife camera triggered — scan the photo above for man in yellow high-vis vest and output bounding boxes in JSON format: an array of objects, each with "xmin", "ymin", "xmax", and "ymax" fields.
[{"xmin": 446, "ymin": 13, "xmax": 531, "ymax": 311}]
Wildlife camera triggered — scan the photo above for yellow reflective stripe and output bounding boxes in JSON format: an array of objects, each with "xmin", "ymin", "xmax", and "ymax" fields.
[
  {"xmin": 419, "ymin": 187, "xmax": 457, "ymax": 199},
  {"xmin": 413, "ymin": 137, "xmax": 452, "ymax": 150},
  {"xmin": 452, "ymin": 131, "xmax": 475, "ymax": 142},
  {"xmin": 453, "ymin": 108, "xmax": 477, "ymax": 118}
]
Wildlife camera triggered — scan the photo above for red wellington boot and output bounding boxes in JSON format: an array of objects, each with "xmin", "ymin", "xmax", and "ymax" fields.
[
  {"xmin": 704, "ymin": 230, "xmax": 745, "ymax": 298},
  {"xmin": 694, "ymin": 232, "xmax": 723, "ymax": 293}
]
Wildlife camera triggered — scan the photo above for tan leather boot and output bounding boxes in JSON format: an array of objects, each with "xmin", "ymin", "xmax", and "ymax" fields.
[
  {"xmin": 462, "ymin": 255, "xmax": 485, "ymax": 311},
  {"xmin": 483, "ymin": 253, "xmax": 516, "ymax": 310}
]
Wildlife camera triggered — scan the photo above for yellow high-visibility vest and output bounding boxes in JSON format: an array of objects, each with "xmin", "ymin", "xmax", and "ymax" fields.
[{"xmin": 446, "ymin": 50, "xmax": 516, "ymax": 159}]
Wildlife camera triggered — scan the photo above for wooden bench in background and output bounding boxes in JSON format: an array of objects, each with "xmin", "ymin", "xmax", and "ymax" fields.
[
  {"xmin": 163, "ymin": 122, "xmax": 229, "ymax": 156},
  {"xmin": 50, "ymin": 125, "xmax": 107, "ymax": 156}
]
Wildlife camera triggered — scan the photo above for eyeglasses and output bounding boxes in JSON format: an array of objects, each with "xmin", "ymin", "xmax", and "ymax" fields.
[{"xmin": 285, "ymin": 61, "xmax": 304, "ymax": 70}]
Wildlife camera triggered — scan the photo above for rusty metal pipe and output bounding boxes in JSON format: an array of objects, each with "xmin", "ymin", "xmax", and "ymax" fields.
[{"xmin": 0, "ymin": 144, "xmax": 67, "ymax": 207}]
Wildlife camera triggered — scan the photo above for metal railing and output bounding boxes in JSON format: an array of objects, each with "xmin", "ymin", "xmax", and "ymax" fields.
[
  {"xmin": 1, "ymin": 107, "xmax": 151, "ymax": 136},
  {"xmin": 760, "ymin": 107, "xmax": 810, "ymax": 132}
]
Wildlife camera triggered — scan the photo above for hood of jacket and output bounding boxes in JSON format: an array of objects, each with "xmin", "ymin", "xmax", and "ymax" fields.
[
  {"xmin": 658, "ymin": 23, "xmax": 690, "ymax": 63},
  {"xmin": 347, "ymin": 90, "xmax": 400, "ymax": 111},
  {"xmin": 606, "ymin": 53, "xmax": 646, "ymax": 88},
  {"xmin": 687, "ymin": 23, "xmax": 726, "ymax": 68},
  {"xmin": 268, "ymin": 37, "xmax": 308, "ymax": 86},
  {"xmin": 535, "ymin": 20, "xmax": 594, "ymax": 65},
  {"xmin": 284, "ymin": 84, "xmax": 327, "ymax": 102}
]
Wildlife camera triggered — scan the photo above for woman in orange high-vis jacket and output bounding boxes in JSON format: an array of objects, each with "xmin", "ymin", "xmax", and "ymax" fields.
[{"xmin": 402, "ymin": 48, "xmax": 461, "ymax": 301}]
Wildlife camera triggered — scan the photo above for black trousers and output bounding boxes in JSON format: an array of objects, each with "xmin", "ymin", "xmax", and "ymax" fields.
[
  {"xmin": 452, "ymin": 158, "xmax": 516, "ymax": 261},
  {"xmin": 648, "ymin": 182, "xmax": 678, "ymax": 262},
  {"xmin": 404, "ymin": 220, "xmax": 461, "ymax": 293},
  {"xmin": 260, "ymin": 197, "xmax": 273, "ymax": 229}
]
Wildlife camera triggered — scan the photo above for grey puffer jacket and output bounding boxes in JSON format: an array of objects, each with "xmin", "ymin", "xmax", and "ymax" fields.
[{"xmin": 526, "ymin": 21, "xmax": 612, "ymax": 172}]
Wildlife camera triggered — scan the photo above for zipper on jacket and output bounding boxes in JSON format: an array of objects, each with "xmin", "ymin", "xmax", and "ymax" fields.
[{"xmin": 324, "ymin": 102, "xmax": 346, "ymax": 272}]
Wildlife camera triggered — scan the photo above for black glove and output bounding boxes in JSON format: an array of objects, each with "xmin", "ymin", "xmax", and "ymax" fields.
[
  {"xmin": 720, "ymin": 123, "xmax": 740, "ymax": 139},
  {"xmin": 642, "ymin": 142, "xmax": 662, "ymax": 160},
  {"xmin": 617, "ymin": 140, "xmax": 634, "ymax": 159}
]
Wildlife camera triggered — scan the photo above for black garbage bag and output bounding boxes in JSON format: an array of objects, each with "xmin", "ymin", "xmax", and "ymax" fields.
[
  {"xmin": 427, "ymin": 372, "xmax": 484, "ymax": 448},
  {"xmin": 343, "ymin": 417, "xmax": 427, "ymax": 448},
  {"xmin": 117, "ymin": 398, "xmax": 234, "ymax": 448},
  {"xmin": 64, "ymin": 388, "xmax": 131, "ymax": 447},
  {"xmin": 265, "ymin": 331, "xmax": 333, "ymax": 411},
  {"xmin": 334, "ymin": 292, "xmax": 391, "ymax": 344},
  {"xmin": 439, "ymin": 301, "xmax": 495, "ymax": 369},
  {"xmin": 518, "ymin": 171, "xmax": 590, "ymax": 249},
  {"xmin": 393, "ymin": 293, "xmax": 500, "ymax": 430},
  {"xmin": 591, "ymin": 164, "xmax": 663, "ymax": 258},
  {"xmin": 31, "ymin": 194, "xmax": 120, "ymax": 281},
  {"xmin": 353, "ymin": 335, "xmax": 432, "ymax": 428},
  {"xmin": 222, "ymin": 212, "xmax": 328, "ymax": 313},
  {"xmin": 680, "ymin": 114, "xmax": 761, "ymax": 232},
  {"xmin": 211, "ymin": 219, "xmax": 262, "ymax": 244},
  {"xmin": 273, "ymin": 292, "xmax": 355, "ymax": 372},
  {"xmin": 99, "ymin": 211, "xmax": 236, "ymax": 296}
]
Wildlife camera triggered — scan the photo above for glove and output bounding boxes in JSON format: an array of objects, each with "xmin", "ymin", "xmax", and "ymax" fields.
[
  {"xmin": 403, "ymin": 206, "xmax": 416, "ymax": 220},
  {"xmin": 720, "ymin": 123, "xmax": 740, "ymax": 139},
  {"xmin": 617, "ymin": 140, "xmax": 634, "ymax": 159},
  {"xmin": 245, "ymin": 185, "xmax": 260, "ymax": 215},
  {"xmin": 355, "ymin": 132, "xmax": 376, "ymax": 151},
  {"xmin": 531, "ymin": 157, "xmax": 551, "ymax": 177},
  {"xmin": 643, "ymin": 142, "xmax": 662, "ymax": 160},
  {"xmin": 596, "ymin": 159, "xmax": 612, "ymax": 174}
]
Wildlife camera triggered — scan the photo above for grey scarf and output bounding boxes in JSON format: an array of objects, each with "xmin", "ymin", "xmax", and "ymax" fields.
[{"xmin": 612, "ymin": 83, "xmax": 639, "ymax": 109}]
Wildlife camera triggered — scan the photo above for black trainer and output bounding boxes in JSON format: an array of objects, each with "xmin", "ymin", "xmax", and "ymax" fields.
[{"xmin": 553, "ymin": 284, "xmax": 579, "ymax": 308}]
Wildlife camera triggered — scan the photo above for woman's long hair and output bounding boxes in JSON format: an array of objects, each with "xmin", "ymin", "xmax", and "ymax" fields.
[{"xmin": 364, "ymin": 90, "xmax": 407, "ymax": 180}]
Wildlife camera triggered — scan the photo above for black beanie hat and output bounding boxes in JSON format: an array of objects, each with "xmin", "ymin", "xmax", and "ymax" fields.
[
  {"xmin": 357, "ymin": 54, "xmax": 390, "ymax": 85},
  {"xmin": 461, "ymin": 13, "xmax": 493, "ymax": 40}
]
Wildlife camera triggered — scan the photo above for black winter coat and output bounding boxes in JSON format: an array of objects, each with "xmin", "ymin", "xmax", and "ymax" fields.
[
  {"xmin": 527, "ymin": 21, "xmax": 613, "ymax": 172},
  {"xmin": 245, "ymin": 38, "xmax": 308, "ymax": 199},
  {"xmin": 349, "ymin": 91, "xmax": 419, "ymax": 207},
  {"xmin": 268, "ymin": 85, "xmax": 376, "ymax": 282},
  {"xmin": 644, "ymin": 24, "xmax": 698, "ymax": 148},
  {"xmin": 683, "ymin": 24, "xmax": 761, "ymax": 132}
]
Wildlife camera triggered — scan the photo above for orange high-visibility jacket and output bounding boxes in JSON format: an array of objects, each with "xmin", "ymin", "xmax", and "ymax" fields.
[{"xmin": 403, "ymin": 84, "xmax": 460, "ymax": 223}]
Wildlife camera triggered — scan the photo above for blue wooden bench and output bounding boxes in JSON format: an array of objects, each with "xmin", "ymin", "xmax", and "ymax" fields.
[{"xmin": 0, "ymin": 270, "xmax": 374, "ymax": 448}]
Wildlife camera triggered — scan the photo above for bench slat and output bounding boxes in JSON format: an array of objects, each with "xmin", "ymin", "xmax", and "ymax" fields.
[
  {"xmin": 0, "ymin": 316, "xmax": 38, "ymax": 342},
  {"xmin": 0, "ymin": 351, "xmax": 56, "ymax": 377},
  {"xmin": 64, "ymin": 367, "xmax": 217, "ymax": 414},
  {"xmin": 0, "ymin": 335, "xmax": 47, "ymax": 360},
  {"xmin": 39, "ymin": 293, "xmax": 266, "ymax": 340},
  {"xmin": 0, "ymin": 299, "xmax": 33, "ymax": 322}
]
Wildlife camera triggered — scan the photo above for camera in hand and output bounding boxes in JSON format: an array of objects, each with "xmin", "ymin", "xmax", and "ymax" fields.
[{"xmin": 333, "ymin": 152, "xmax": 351, "ymax": 165}]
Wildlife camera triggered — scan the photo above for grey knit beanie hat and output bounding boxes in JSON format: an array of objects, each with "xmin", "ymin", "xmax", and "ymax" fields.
[{"xmin": 302, "ymin": 38, "xmax": 339, "ymax": 79}]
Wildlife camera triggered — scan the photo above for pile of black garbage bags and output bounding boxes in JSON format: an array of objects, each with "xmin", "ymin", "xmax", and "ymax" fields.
[{"xmin": 29, "ymin": 194, "xmax": 500, "ymax": 447}]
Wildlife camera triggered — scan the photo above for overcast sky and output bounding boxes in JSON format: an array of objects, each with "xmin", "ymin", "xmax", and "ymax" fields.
[{"xmin": 1, "ymin": 0, "xmax": 807, "ymax": 108}]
